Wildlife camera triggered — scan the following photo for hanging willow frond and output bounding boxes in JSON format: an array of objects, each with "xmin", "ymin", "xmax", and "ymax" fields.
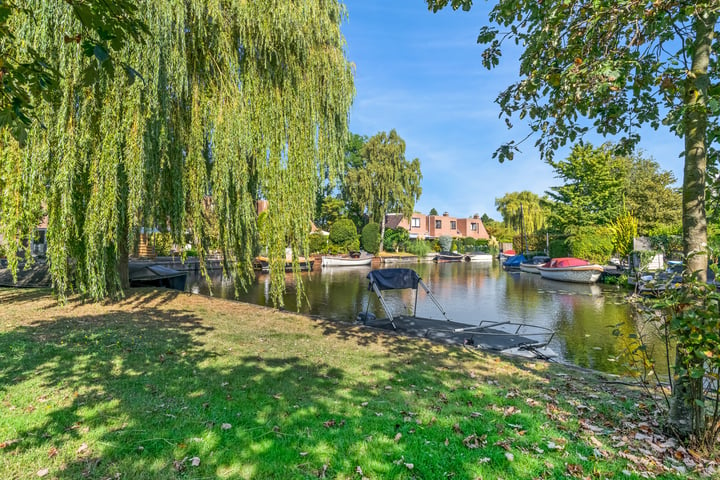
[{"xmin": 0, "ymin": 0, "xmax": 354, "ymax": 304}]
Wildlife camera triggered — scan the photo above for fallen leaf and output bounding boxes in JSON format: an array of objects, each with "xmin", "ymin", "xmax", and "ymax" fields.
[
  {"xmin": 567, "ymin": 464, "xmax": 583, "ymax": 476},
  {"xmin": 404, "ymin": 463, "xmax": 414, "ymax": 470},
  {"xmin": 191, "ymin": 457, "xmax": 200, "ymax": 467},
  {"xmin": 505, "ymin": 452, "xmax": 514, "ymax": 462},
  {"xmin": 323, "ymin": 420, "xmax": 336, "ymax": 428},
  {"xmin": 48, "ymin": 447, "xmax": 58, "ymax": 458},
  {"xmin": 37, "ymin": 468, "xmax": 49, "ymax": 477},
  {"xmin": 173, "ymin": 459, "xmax": 186, "ymax": 472},
  {"xmin": 221, "ymin": 423, "xmax": 232, "ymax": 430},
  {"xmin": 394, "ymin": 433, "xmax": 402, "ymax": 443},
  {"xmin": 77, "ymin": 443, "xmax": 88, "ymax": 454},
  {"xmin": 0, "ymin": 439, "xmax": 19, "ymax": 449}
]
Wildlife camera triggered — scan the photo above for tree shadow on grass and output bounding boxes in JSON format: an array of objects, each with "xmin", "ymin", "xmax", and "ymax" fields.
[{"xmin": 0, "ymin": 297, "xmax": 649, "ymax": 479}]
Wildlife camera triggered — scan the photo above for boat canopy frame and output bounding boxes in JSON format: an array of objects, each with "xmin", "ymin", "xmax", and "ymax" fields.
[
  {"xmin": 361, "ymin": 268, "xmax": 557, "ymax": 354},
  {"xmin": 363, "ymin": 268, "xmax": 450, "ymax": 329}
]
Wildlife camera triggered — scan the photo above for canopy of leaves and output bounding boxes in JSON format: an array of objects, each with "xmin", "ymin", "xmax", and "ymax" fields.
[
  {"xmin": 0, "ymin": 0, "xmax": 354, "ymax": 304},
  {"xmin": 345, "ymin": 129, "xmax": 422, "ymax": 224},
  {"xmin": 546, "ymin": 144, "xmax": 627, "ymax": 231},
  {"xmin": 0, "ymin": 0, "xmax": 148, "ymax": 143},
  {"xmin": 624, "ymin": 158, "xmax": 682, "ymax": 234},
  {"xmin": 494, "ymin": 190, "xmax": 547, "ymax": 235},
  {"xmin": 545, "ymin": 143, "xmax": 681, "ymax": 235}
]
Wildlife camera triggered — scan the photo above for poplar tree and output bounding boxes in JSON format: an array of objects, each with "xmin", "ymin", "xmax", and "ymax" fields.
[{"xmin": 0, "ymin": 0, "xmax": 354, "ymax": 305}]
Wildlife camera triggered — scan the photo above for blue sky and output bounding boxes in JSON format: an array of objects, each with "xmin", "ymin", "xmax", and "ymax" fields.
[{"xmin": 340, "ymin": 0, "xmax": 684, "ymax": 220}]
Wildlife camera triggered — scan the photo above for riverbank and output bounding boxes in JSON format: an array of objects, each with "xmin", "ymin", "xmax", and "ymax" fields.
[{"xmin": 0, "ymin": 288, "xmax": 715, "ymax": 479}]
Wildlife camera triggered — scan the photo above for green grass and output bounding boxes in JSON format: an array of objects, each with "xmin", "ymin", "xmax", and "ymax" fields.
[{"xmin": 0, "ymin": 288, "xmax": 711, "ymax": 479}]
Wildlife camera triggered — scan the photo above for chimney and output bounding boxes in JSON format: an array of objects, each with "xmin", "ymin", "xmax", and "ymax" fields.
[{"xmin": 443, "ymin": 212, "xmax": 449, "ymax": 216}]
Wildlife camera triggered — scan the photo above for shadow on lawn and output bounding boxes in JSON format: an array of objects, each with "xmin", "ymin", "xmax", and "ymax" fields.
[{"xmin": 0, "ymin": 297, "xmax": 605, "ymax": 479}]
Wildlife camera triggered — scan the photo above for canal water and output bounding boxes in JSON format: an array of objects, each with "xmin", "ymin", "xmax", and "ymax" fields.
[{"xmin": 187, "ymin": 261, "xmax": 660, "ymax": 375}]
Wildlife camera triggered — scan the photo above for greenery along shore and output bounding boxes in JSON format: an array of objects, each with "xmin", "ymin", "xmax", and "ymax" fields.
[{"xmin": 0, "ymin": 288, "xmax": 716, "ymax": 479}]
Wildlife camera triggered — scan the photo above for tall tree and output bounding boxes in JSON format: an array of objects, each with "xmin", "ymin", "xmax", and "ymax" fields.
[
  {"xmin": 345, "ymin": 129, "xmax": 422, "ymax": 252},
  {"xmin": 427, "ymin": 0, "xmax": 718, "ymax": 440},
  {"xmin": 546, "ymin": 143, "xmax": 627, "ymax": 232},
  {"xmin": 624, "ymin": 158, "xmax": 682, "ymax": 234},
  {"xmin": 494, "ymin": 190, "xmax": 546, "ymax": 235},
  {"xmin": 0, "ymin": 0, "xmax": 354, "ymax": 305},
  {"xmin": 337, "ymin": 132, "xmax": 368, "ymax": 229}
]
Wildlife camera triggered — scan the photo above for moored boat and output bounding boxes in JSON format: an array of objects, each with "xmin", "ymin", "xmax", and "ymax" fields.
[
  {"xmin": 537, "ymin": 257, "xmax": 603, "ymax": 284},
  {"xmin": 434, "ymin": 252, "xmax": 465, "ymax": 262},
  {"xmin": 321, "ymin": 255, "xmax": 373, "ymax": 267},
  {"xmin": 465, "ymin": 251, "xmax": 493, "ymax": 262},
  {"xmin": 502, "ymin": 254, "xmax": 527, "ymax": 270},
  {"xmin": 519, "ymin": 255, "xmax": 551, "ymax": 274},
  {"xmin": 498, "ymin": 249, "xmax": 516, "ymax": 263},
  {"xmin": 357, "ymin": 268, "xmax": 557, "ymax": 359}
]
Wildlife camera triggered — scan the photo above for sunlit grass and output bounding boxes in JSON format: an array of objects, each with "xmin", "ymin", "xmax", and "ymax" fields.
[{"xmin": 0, "ymin": 288, "xmax": 703, "ymax": 479}]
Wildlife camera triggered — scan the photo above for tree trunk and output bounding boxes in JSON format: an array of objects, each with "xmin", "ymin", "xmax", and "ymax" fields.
[
  {"xmin": 379, "ymin": 212, "xmax": 386, "ymax": 253},
  {"xmin": 670, "ymin": 10, "xmax": 716, "ymax": 440}
]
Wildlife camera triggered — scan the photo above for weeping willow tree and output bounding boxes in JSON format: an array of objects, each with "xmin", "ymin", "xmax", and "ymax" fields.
[
  {"xmin": 494, "ymin": 191, "xmax": 546, "ymax": 235},
  {"xmin": 0, "ymin": 0, "xmax": 354, "ymax": 304}
]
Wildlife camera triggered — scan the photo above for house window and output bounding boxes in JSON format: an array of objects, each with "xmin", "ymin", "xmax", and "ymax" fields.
[
  {"xmin": 471, "ymin": 223, "xmax": 478, "ymax": 231},
  {"xmin": 450, "ymin": 221, "xmax": 457, "ymax": 230},
  {"xmin": 411, "ymin": 217, "xmax": 420, "ymax": 228},
  {"xmin": 435, "ymin": 219, "xmax": 442, "ymax": 229}
]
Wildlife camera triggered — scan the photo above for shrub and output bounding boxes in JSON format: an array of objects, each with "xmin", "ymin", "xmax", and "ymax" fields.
[
  {"xmin": 329, "ymin": 218, "xmax": 358, "ymax": 250},
  {"xmin": 405, "ymin": 239, "xmax": 432, "ymax": 256},
  {"xmin": 383, "ymin": 227, "xmax": 409, "ymax": 252},
  {"xmin": 549, "ymin": 238, "xmax": 569, "ymax": 258},
  {"xmin": 566, "ymin": 226, "xmax": 614, "ymax": 263},
  {"xmin": 308, "ymin": 232, "xmax": 328, "ymax": 254},
  {"xmin": 361, "ymin": 222, "xmax": 381, "ymax": 254},
  {"xmin": 151, "ymin": 232, "xmax": 174, "ymax": 256},
  {"xmin": 438, "ymin": 235, "xmax": 452, "ymax": 251}
]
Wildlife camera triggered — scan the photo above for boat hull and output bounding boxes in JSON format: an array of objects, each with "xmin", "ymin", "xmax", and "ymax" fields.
[
  {"xmin": 519, "ymin": 263, "xmax": 540, "ymax": 274},
  {"xmin": 466, "ymin": 253, "xmax": 493, "ymax": 262},
  {"xmin": 321, "ymin": 256, "xmax": 372, "ymax": 267},
  {"xmin": 537, "ymin": 266, "xmax": 603, "ymax": 283}
]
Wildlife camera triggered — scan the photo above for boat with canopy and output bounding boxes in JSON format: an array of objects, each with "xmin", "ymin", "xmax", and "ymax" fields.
[{"xmin": 357, "ymin": 268, "xmax": 557, "ymax": 359}]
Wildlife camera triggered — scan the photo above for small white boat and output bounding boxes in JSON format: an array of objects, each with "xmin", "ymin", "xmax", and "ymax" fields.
[
  {"xmin": 519, "ymin": 256, "xmax": 551, "ymax": 274},
  {"xmin": 321, "ymin": 255, "xmax": 373, "ymax": 267},
  {"xmin": 537, "ymin": 257, "xmax": 604, "ymax": 284},
  {"xmin": 466, "ymin": 252, "xmax": 493, "ymax": 262}
]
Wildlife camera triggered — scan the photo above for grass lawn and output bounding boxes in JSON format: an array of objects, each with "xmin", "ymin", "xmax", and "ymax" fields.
[{"xmin": 0, "ymin": 288, "xmax": 714, "ymax": 479}]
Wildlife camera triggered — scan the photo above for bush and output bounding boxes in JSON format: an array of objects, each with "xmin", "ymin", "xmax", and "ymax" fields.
[
  {"xmin": 383, "ymin": 227, "xmax": 409, "ymax": 252},
  {"xmin": 566, "ymin": 226, "xmax": 614, "ymax": 263},
  {"xmin": 361, "ymin": 222, "xmax": 381, "ymax": 254},
  {"xmin": 438, "ymin": 235, "xmax": 452, "ymax": 251},
  {"xmin": 405, "ymin": 239, "xmax": 432, "ymax": 256},
  {"xmin": 548, "ymin": 238, "xmax": 569, "ymax": 258},
  {"xmin": 308, "ymin": 232, "xmax": 328, "ymax": 254},
  {"xmin": 329, "ymin": 218, "xmax": 358, "ymax": 250}
]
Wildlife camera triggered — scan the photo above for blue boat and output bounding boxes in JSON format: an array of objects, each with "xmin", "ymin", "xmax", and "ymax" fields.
[{"xmin": 502, "ymin": 254, "xmax": 527, "ymax": 271}]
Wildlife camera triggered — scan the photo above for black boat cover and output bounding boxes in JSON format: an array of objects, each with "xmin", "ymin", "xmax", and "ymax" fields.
[{"xmin": 367, "ymin": 268, "xmax": 420, "ymax": 291}]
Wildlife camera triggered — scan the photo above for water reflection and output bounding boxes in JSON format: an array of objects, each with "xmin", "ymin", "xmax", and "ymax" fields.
[{"xmin": 187, "ymin": 261, "xmax": 650, "ymax": 374}]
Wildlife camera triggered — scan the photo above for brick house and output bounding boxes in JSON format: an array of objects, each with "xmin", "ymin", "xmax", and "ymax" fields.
[{"xmin": 386, "ymin": 211, "xmax": 489, "ymax": 240}]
